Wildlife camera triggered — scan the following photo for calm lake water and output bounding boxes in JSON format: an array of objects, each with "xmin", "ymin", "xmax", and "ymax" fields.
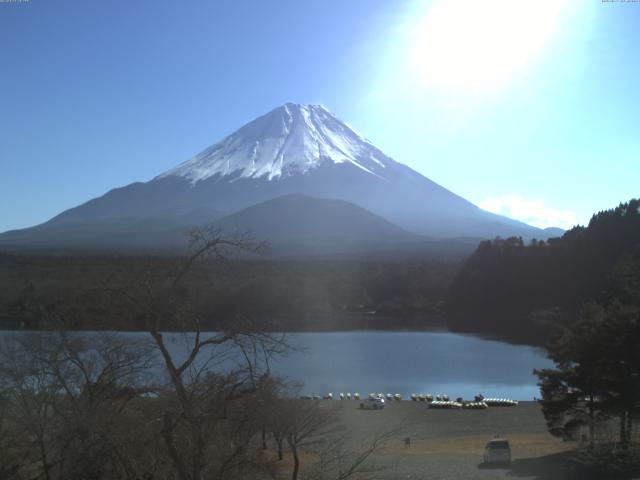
[
  {"xmin": 267, "ymin": 331, "xmax": 551, "ymax": 400},
  {"xmin": 1, "ymin": 330, "xmax": 552, "ymax": 400}
]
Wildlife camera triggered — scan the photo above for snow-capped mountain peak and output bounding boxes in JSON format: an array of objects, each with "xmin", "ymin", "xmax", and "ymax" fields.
[
  {"xmin": 158, "ymin": 103, "xmax": 393, "ymax": 183},
  {"xmin": 0, "ymin": 102, "xmax": 552, "ymax": 250}
]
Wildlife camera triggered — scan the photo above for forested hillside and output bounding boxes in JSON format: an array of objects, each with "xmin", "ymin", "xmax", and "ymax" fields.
[
  {"xmin": 0, "ymin": 255, "xmax": 458, "ymax": 331},
  {"xmin": 446, "ymin": 199, "xmax": 640, "ymax": 344}
]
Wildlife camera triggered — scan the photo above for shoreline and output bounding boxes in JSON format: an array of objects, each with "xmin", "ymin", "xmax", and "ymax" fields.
[
  {"xmin": 0, "ymin": 324, "xmax": 542, "ymax": 348},
  {"xmin": 0, "ymin": 325, "xmax": 544, "ymax": 350}
]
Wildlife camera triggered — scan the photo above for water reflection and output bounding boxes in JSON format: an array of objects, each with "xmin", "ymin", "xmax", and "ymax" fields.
[
  {"xmin": 267, "ymin": 332, "xmax": 551, "ymax": 400},
  {"xmin": 1, "ymin": 330, "xmax": 551, "ymax": 400}
]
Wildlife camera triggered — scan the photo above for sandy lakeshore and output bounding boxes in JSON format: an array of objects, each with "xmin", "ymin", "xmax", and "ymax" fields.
[{"xmin": 270, "ymin": 400, "xmax": 586, "ymax": 480}]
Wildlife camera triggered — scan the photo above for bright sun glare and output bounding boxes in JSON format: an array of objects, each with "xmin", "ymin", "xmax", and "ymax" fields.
[{"xmin": 408, "ymin": 0, "xmax": 570, "ymax": 93}]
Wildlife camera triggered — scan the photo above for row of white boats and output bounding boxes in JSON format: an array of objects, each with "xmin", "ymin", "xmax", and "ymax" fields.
[
  {"xmin": 300, "ymin": 392, "xmax": 518, "ymax": 407},
  {"xmin": 426, "ymin": 398, "xmax": 519, "ymax": 409},
  {"xmin": 413, "ymin": 394, "xmax": 518, "ymax": 407}
]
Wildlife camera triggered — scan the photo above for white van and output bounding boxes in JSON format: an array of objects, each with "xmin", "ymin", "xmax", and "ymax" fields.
[
  {"xmin": 483, "ymin": 438, "xmax": 511, "ymax": 464},
  {"xmin": 359, "ymin": 397, "xmax": 385, "ymax": 410}
]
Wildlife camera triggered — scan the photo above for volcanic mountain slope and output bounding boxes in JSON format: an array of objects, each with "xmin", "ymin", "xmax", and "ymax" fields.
[
  {"xmin": 211, "ymin": 193, "xmax": 425, "ymax": 255},
  {"xmin": 0, "ymin": 194, "xmax": 427, "ymax": 254},
  {"xmin": 0, "ymin": 103, "xmax": 554, "ymax": 252}
]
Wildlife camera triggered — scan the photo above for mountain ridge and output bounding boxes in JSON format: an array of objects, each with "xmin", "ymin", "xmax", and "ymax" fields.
[{"xmin": 0, "ymin": 103, "xmax": 562, "ymax": 252}]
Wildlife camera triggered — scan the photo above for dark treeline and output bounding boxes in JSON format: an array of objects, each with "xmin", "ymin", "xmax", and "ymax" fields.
[
  {"xmin": 6, "ymin": 199, "xmax": 638, "ymax": 343},
  {"xmin": 0, "ymin": 254, "xmax": 459, "ymax": 331},
  {"xmin": 447, "ymin": 198, "xmax": 640, "ymax": 344},
  {"xmin": 533, "ymin": 226, "xmax": 640, "ymax": 473}
]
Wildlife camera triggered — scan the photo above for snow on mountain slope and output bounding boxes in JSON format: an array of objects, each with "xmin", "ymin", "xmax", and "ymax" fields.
[{"xmin": 158, "ymin": 103, "xmax": 391, "ymax": 182}]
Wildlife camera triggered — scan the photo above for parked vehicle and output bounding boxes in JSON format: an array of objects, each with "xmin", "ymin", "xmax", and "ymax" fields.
[
  {"xmin": 483, "ymin": 438, "xmax": 511, "ymax": 464},
  {"xmin": 359, "ymin": 397, "xmax": 385, "ymax": 410}
]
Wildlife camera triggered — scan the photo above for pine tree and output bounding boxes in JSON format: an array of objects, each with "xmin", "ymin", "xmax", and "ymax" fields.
[{"xmin": 535, "ymin": 248, "xmax": 640, "ymax": 444}]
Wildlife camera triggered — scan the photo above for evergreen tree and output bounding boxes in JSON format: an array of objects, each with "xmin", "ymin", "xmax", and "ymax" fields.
[
  {"xmin": 535, "ymin": 248, "xmax": 640, "ymax": 444},
  {"xmin": 448, "ymin": 198, "xmax": 640, "ymax": 344}
]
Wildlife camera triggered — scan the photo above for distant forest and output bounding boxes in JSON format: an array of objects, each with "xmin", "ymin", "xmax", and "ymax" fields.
[
  {"xmin": 2, "ymin": 199, "xmax": 638, "ymax": 345},
  {"xmin": 446, "ymin": 198, "xmax": 640, "ymax": 344},
  {"xmin": 0, "ymin": 255, "xmax": 458, "ymax": 332}
]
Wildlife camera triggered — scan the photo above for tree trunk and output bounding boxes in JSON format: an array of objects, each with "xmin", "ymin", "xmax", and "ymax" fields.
[
  {"xmin": 626, "ymin": 408, "xmax": 633, "ymax": 443},
  {"xmin": 588, "ymin": 395, "xmax": 595, "ymax": 446},
  {"xmin": 192, "ymin": 427, "xmax": 205, "ymax": 480},
  {"xmin": 35, "ymin": 435, "xmax": 52, "ymax": 480},
  {"xmin": 619, "ymin": 410, "xmax": 627, "ymax": 444},
  {"xmin": 162, "ymin": 412, "xmax": 192, "ymax": 480},
  {"xmin": 262, "ymin": 425, "xmax": 267, "ymax": 450},
  {"xmin": 291, "ymin": 445, "xmax": 300, "ymax": 480},
  {"xmin": 277, "ymin": 438, "xmax": 283, "ymax": 461}
]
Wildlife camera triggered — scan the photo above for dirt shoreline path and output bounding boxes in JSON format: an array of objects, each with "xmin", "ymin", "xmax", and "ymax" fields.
[{"xmin": 286, "ymin": 400, "xmax": 581, "ymax": 479}]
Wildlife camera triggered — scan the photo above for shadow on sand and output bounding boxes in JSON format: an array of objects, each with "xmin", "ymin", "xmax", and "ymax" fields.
[{"xmin": 478, "ymin": 451, "xmax": 602, "ymax": 480}]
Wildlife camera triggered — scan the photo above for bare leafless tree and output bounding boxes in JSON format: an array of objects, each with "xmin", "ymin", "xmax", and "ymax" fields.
[
  {"xmin": 0, "ymin": 332, "xmax": 159, "ymax": 480},
  {"xmin": 103, "ymin": 227, "xmax": 290, "ymax": 480},
  {"xmin": 267, "ymin": 398, "xmax": 400, "ymax": 480},
  {"xmin": 268, "ymin": 398, "xmax": 291, "ymax": 461},
  {"xmin": 283, "ymin": 400, "xmax": 341, "ymax": 480},
  {"xmin": 306, "ymin": 425, "xmax": 402, "ymax": 480},
  {"xmin": 0, "ymin": 227, "xmax": 402, "ymax": 480}
]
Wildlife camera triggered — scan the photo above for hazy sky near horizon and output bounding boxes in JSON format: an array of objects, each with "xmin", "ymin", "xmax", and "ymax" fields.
[{"xmin": 1, "ymin": 0, "xmax": 638, "ymax": 232}]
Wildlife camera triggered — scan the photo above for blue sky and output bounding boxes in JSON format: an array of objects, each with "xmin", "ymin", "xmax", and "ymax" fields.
[{"xmin": 1, "ymin": 0, "xmax": 638, "ymax": 232}]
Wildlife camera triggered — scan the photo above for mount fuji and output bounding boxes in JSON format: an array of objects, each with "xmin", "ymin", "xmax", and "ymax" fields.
[{"xmin": 0, "ymin": 103, "xmax": 555, "ymax": 254}]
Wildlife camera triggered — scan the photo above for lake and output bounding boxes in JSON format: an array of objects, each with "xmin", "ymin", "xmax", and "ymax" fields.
[
  {"xmin": 1, "ymin": 330, "xmax": 552, "ymax": 400},
  {"xmin": 264, "ymin": 331, "xmax": 551, "ymax": 400}
]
